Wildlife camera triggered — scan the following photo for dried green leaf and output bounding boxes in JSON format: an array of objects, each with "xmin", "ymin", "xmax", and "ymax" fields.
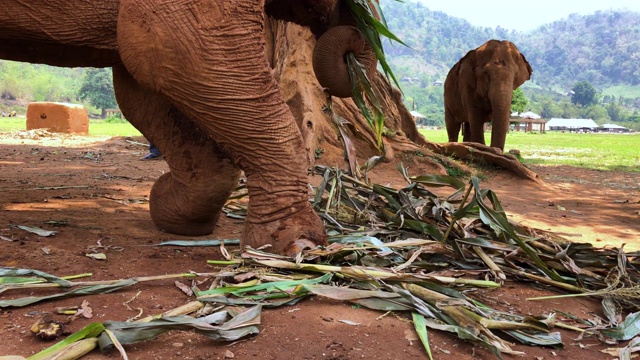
[
  {"xmin": 412, "ymin": 313, "xmax": 434, "ymax": 360},
  {"xmin": 0, "ymin": 268, "xmax": 73, "ymax": 287},
  {"xmin": 411, "ymin": 174, "xmax": 466, "ymax": 192},
  {"xmin": 601, "ymin": 312, "xmax": 640, "ymax": 340},
  {"xmin": 200, "ymin": 295, "xmax": 308, "ymax": 308},
  {"xmin": 352, "ymin": 297, "xmax": 413, "ymax": 311},
  {"xmin": 0, "ymin": 279, "xmax": 137, "ymax": 308},
  {"xmin": 293, "ymin": 284, "xmax": 401, "ymax": 301},
  {"xmin": 503, "ymin": 330, "xmax": 564, "ymax": 349},
  {"xmin": 197, "ymin": 273, "xmax": 332, "ymax": 297},
  {"xmin": 12, "ymin": 225, "xmax": 57, "ymax": 237},
  {"xmin": 85, "ymin": 253, "xmax": 107, "ymax": 260},
  {"xmin": 155, "ymin": 239, "xmax": 240, "ymax": 247},
  {"xmin": 98, "ymin": 306, "xmax": 261, "ymax": 350}
]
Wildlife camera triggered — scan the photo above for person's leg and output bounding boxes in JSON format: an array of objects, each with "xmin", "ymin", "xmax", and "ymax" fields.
[
  {"xmin": 141, "ymin": 142, "xmax": 162, "ymax": 160},
  {"xmin": 149, "ymin": 143, "xmax": 161, "ymax": 156}
]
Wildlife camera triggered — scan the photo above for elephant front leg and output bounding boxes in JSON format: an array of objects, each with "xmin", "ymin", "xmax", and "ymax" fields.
[
  {"xmin": 465, "ymin": 112, "xmax": 487, "ymax": 145},
  {"xmin": 113, "ymin": 65, "xmax": 242, "ymax": 236},
  {"xmin": 117, "ymin": 1, "xmax": 327, "ymax": 255}
]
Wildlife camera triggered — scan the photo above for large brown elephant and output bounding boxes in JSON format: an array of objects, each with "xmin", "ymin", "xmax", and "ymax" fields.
[
  {"xmin": 0, "ymin": 0, "xmax": 377, "ymax": 255},
  {"xmin": 444, "ymin": 40, "xmax": 532, "ymax": 151}
]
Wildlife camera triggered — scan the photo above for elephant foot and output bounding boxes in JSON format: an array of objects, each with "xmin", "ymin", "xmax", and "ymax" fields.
[
  {"xmin": 151, "ymin": 208, "xmax": 218, "ymax": 237},
  {"xmin": 149, "ymin": 172, "xmax": 237, "ymax": 236},
  {"xmin": 242, "ymin": 202, "xmax": 327, "ymax": 256}
]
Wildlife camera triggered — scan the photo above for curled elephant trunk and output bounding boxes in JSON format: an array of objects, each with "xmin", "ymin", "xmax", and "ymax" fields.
[{"xmin": 312, "ymin": 25, "xmax": 377, "ymax": 98}]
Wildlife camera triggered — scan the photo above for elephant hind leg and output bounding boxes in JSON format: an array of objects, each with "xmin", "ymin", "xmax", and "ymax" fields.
[
  {"xmin": 461, "ymin": 122, "xmax": 473, "ymax": 142},
  {"xmin": 116, "ymin": 1, "xmax": 327, "ymax": 254},
  {"xmin": 112, "ymin": 64, "xmax": 241, "ymax": 236},
  {"xmin": 446, "ymin": 121, "xmax": 461, "ymax": 143}
]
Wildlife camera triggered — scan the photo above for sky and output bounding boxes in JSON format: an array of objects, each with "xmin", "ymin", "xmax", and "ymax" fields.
[{"xmin": 413, "ymin": 0, "xmax": 640, "ymax": 32}]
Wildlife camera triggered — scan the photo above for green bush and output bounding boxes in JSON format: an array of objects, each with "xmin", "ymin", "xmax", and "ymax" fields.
[{"xmin": 103, "ymin": 115, "xmax": 127, "ymax": 124}]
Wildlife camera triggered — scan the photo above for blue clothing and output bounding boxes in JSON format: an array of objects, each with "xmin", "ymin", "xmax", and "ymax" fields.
[{"xmin": 149, "ymin": 143, "xmax": 161, "ymax": 156}]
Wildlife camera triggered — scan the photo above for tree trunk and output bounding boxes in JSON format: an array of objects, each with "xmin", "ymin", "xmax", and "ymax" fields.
[{"xmin": 264, "ymin": 19, "xmax": 541, "ymax": 183}]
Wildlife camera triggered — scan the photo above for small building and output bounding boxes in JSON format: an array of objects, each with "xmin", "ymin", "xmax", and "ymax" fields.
[
  {"xmin": 510, "ymin": 118, "xmax": 546, "ymax": 133},
  {"xmin": 104, "ymin": 108, "xmax": 122, "ymax": 118},
  {"xmin": 520, "ymin": 111, "xmax": 542, "ymax": 119},
  {"xmin": 600, "ymin": 123, "xmax": 628, "ymax": 133},
  {"xmin": 432, "ymin": 80, "xmax": 444, "ymax": 86},
  {"xmin": 26, "ymin": 102, "xmax": 89, "ymax": 134},
  {"xmin": 509, "ymin": 111, "xmax": 545, "ymax": 132},
  {"xmin": 546, "ymin": 118, "xmax": 598, "ymax": 132},
  {"xmin": 410, "ymin": 110, "xmax": 426, "ymax": 124}
]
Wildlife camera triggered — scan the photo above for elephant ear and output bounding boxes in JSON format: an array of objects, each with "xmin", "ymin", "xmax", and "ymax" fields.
[
  {"xmin": 312, "ymin": 25, "xmax": 377, "ymax": 98},
  {"xmin": 513, "ymin": 52, "xmax": 533, "ymax": 89},
  {"xmin": 459, "ymin": 50, "xmax": 488, "ymax": 97}
]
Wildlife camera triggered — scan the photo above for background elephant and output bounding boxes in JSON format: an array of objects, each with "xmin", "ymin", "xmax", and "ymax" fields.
[
  {"xmin": 0, "ymin": 0, "xmax": 377, "ymax": 255},
  {"xmin": 444, "ymin": 39, "xmax": 532, "ymax": 151}
]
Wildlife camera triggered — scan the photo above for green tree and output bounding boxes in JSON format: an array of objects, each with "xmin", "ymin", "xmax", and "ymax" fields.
[
  {"xmin": 561, "ymin": 101, "xmax": 580, "ymax": 118},
  {"xmin": 539, "ymin": 101, "xmax": 560, "ymax": 118},
  {"xmin": 606, "ymin": 101, "xmax": 625, "ymax": 122},
  {"xmin": 581, "ymin": 104, "xmax": 609, "ymax": 122},
  {"xmin": 571, "ymin": 81, "xmax": 598, "ymax": 107},
  {"xmin": 79, "ymin": 68, "xmax": 117, "ymax": 118},
  {"xmin": 511, "ymin": 88, "xmax": 529, "ymax": 113}
]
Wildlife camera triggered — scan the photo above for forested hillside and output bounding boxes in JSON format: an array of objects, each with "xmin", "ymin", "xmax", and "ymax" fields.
[
  {"xmin": 0, "ymin": 62, "xmax": 84, "ymax": 105},
  {"xmin": 520, "ymin": 11, "xmax": 640, "ymax": 87},
  {"xmin": 0, "ymin": 62, "xmax": 115, "ymax": 118},
  {"xmin": 378, "ymin": 0, "xmax": 640, "ymax": 129},
  {"xmin": 381, "ymin": 0, "xmax": 640, "ymax": 88},
  {"xmin": 2, "ymin": 1, "xmax": 640, "ymax": 129}
]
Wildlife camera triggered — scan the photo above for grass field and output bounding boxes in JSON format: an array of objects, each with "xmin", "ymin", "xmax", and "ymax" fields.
[
  {"xmin": 420, "ymin": 129, "xmax": 640, "ymax": 172},
  {"xmin": 602, "ymin": 85, "xmax": 640, "ymax": 99},
  {"xmin": 0, "ymin": 116, "xmax": 142, "ymax": 137},
  {"xmin": 1, "ymin": 117, "xmax": 637, "ymax": 172}
]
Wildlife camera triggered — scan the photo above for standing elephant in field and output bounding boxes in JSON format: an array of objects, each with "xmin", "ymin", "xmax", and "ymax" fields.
[
  {"xmin": 444, "ymin": 40, "xmax": 532, "ymax": 151},
  {"xmin": 0, "ymin": 0, "xmax": 378, "ymax": 255}
]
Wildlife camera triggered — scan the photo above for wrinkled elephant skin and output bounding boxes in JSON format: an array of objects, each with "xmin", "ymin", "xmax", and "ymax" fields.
[
  {"xmin": 444, "ymin": 40, "xmax": 532, "ymax": 151},
  {"xmin": 0, "ymin": 0, "xmax": 381, "ymax": 254}
]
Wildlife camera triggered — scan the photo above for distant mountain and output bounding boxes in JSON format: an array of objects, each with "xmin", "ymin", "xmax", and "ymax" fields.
[
  {"xmin": 518, "ymin": 11, "xmax": 640, "ymax": 87},
  {"xmin": 380, "ymin": 0, "xmax": 640, "ymax": 89}
]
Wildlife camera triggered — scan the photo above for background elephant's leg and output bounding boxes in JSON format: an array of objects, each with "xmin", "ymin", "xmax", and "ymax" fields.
[
  {"xmin": 117, "ymin": 1, "xmax": 326, "ymax": 254},
  {"xmin": 466, "ymin": 114, "xmax": 486, "ymax": 145},
  {"xmin": 461, "ymin": 122, "xmax": 471, "ymax": 142},
  {"xmin": 445, "ymin": 112, "xmax": 461, "ymax": 142},
  {"xmin": 112, "ymin": 65, "xmax": 241, "ymax": 236}
]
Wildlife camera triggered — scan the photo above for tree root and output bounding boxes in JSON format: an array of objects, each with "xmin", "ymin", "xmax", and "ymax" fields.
[{"xmin": 422, "ymin": 141, "xmax": 543, "ymax": 184}]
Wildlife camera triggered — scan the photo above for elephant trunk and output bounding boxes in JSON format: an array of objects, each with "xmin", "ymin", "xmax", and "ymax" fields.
[
  {"xmin": 489, "ymin": 86, "xmax": 513, "ymax": 151},
  {"xmin": 312, "ymin": 25, "xmax": 377, "ymax": 98}
]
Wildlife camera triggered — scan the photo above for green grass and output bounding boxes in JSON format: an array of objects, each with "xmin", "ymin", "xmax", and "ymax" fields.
[
  {"xmin": 602, "ymin": 85, "xmax": 640, "ymax": 98},
  {"xmin": 0, "ymin": 117, "xmax": 142, "ymax": 137},
  {"xmin": 1, "ymin": 116, "xmax": 637, "ymax": 172},
  {"xmin": 419, "ymin": 129, "xmax": 640, "ymax": 172}
]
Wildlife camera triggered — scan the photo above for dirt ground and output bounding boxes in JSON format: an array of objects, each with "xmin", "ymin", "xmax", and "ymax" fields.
[{"xmin": 0, "ymin": 133, "xmax": 639, "ymax": 359}]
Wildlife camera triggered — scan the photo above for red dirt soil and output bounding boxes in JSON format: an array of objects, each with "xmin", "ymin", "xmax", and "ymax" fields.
[{"xmin": 0, "ymin": 134, "xmax": 638, "ymax": 359}]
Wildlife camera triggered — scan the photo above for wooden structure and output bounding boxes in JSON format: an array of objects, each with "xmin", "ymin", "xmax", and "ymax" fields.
[
  {"xmin": 26, "ymin": 102, "xmax": 89, "ymax": 134},
  {"xmin": 510, "ymin": 118, "xmax": 546, "ymax": 133},
  {"xmin": 104, "ymin": 108, "xmax": 121, "ymax": 118}
]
